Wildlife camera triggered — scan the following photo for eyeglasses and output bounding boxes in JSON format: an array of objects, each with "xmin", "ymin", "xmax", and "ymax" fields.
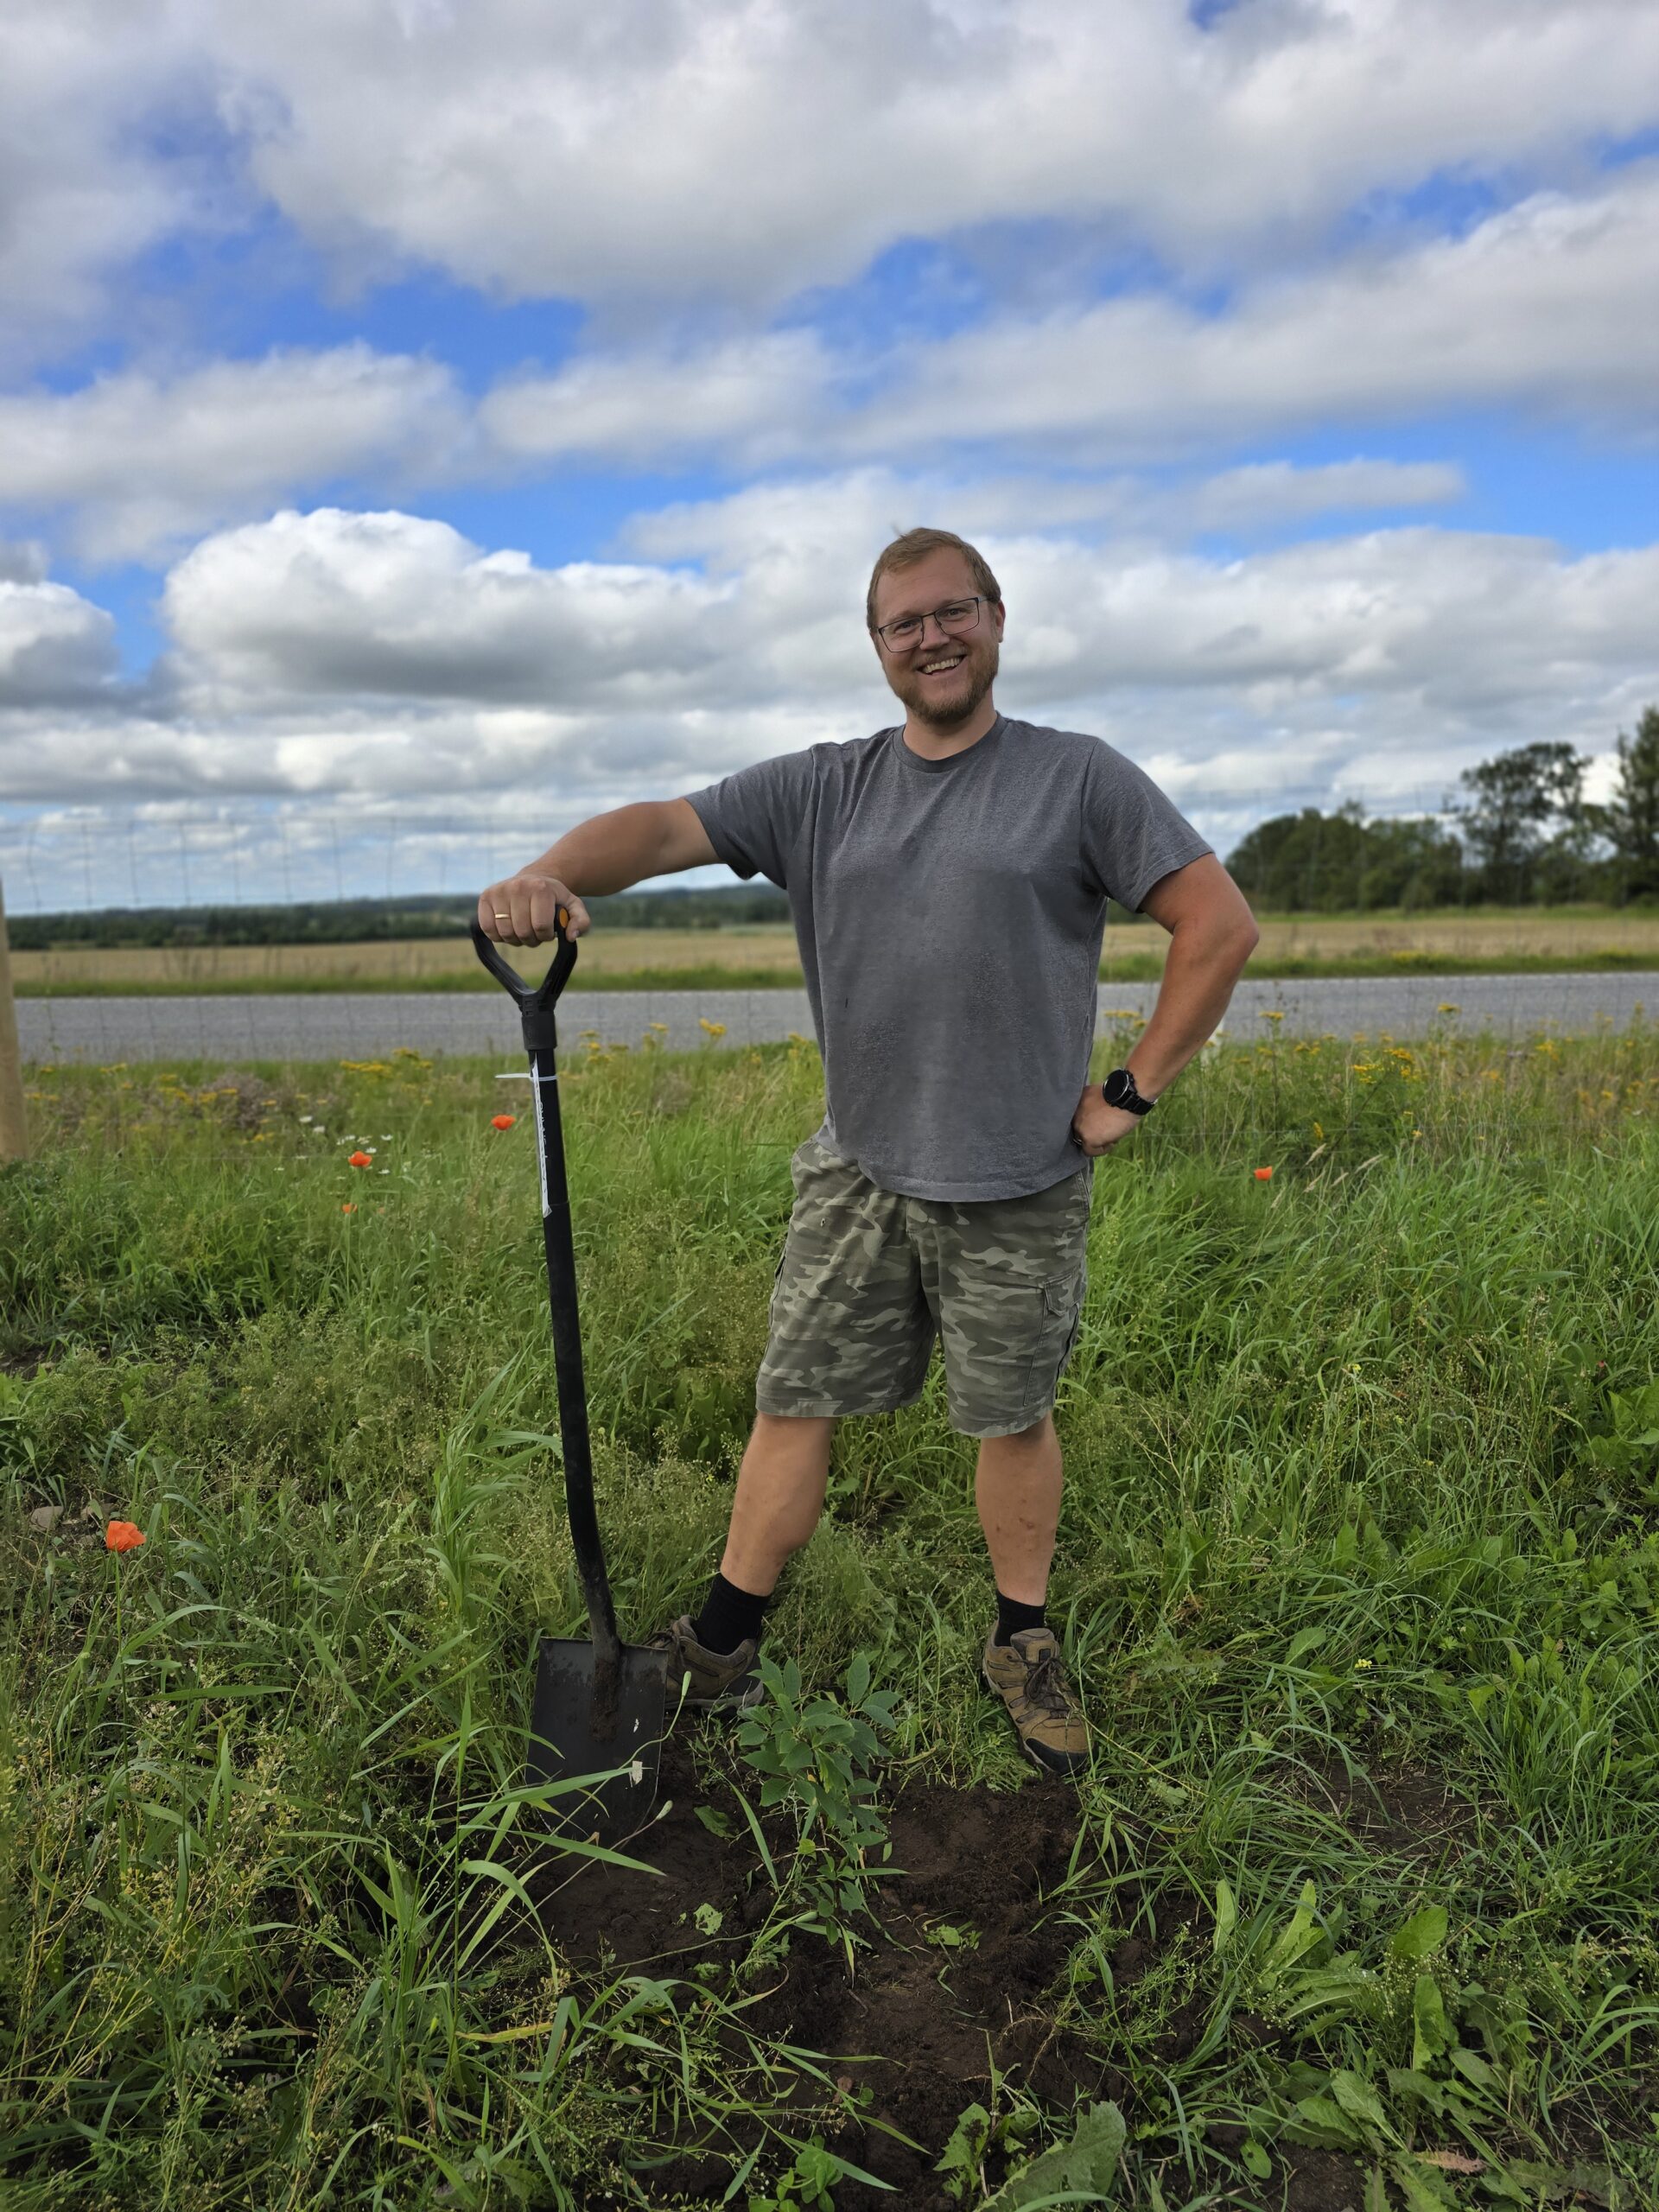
[{"xmin": 872, "ymin": 595, "xmax": 994, "ymax": 652}]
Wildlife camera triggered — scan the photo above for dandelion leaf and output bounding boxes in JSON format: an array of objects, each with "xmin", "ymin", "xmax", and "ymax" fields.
[
  {"xmin": 979, "ymin": 2101, "xmax": 1127, "ymax": 2209},
  {"xmin": 1390, "ymin": 1904, "xmax": 1449, "ymax": 1961}
]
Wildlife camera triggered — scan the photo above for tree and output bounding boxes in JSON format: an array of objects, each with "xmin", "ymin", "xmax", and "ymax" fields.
[
  {"xmin": 1225, "ymin": 804, "xmax": 1463, "ymax": 912},
  {"xmin": 1454, "ymin": 742, "xmax": 1588, "ymax": 903},
  {"xmin": 1599, "ymin": 705, "xmax": 1659, "ymax": 900}
]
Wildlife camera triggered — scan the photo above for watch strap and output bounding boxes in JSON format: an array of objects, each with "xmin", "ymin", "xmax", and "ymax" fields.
[{"xmin": 1103, "ymin": 1067, "xmax": 1155, "ymax": 1116}]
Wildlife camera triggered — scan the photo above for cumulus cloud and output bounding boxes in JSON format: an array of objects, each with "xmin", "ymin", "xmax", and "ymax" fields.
[
  {"xmin": 0, "ymin": 495, "xmax": 1648, "ymax": 851},
  {"xmin": 0, "ymin": 347, "xmax": 469, "ymax": 565},
  {"xmin": 162, "ymin": 507, "xmax": 736, "ymax": 709},
  {"xmin": 211, "ymin": 0, "xmax": 1659, "ymax": 307},
  {"xmin": 0, "ymin": 572, "xmax": 119, "ymax": 704}
]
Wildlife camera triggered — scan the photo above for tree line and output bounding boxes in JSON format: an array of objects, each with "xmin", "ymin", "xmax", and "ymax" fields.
[
  {"xmin": 8, "ymin": 883, "xmax": 793, "ymax": 952},
  {"xmin": 1226, "ymin": 706, "xmax": 1659, "ymax": 912}
]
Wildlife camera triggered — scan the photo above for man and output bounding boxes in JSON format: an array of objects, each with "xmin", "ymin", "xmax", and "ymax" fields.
[{"xmin": 480, "ymin": 528, "xmax": 1258, "ymax": 1777}]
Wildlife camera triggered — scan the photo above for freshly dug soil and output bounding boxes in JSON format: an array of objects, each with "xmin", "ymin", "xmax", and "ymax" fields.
[
  {"xmin": 538, "ymin": 1741, "xmax": 1104, "ymax": 2207},
  {"xmin": 538, "ymin": 1744, "xmax": 1373, "ymax": 2209}
]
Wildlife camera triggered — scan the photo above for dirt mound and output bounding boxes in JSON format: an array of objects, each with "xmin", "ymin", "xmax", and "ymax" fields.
[{"xmin": 539, "ymin": 1745, "xmax": 1105, "ymax": 2207}]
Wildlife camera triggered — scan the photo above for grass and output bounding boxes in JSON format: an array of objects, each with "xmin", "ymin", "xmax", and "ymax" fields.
[
  {"xmin": 13, "ymin": 906, "xmax": 1659, "ymax": 995},
  {"xmin": 3, "ymin": 1020, "xmax": 1659, "ymax": 2206}
]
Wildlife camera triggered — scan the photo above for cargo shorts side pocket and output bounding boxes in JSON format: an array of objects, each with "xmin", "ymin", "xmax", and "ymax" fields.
[{"xmin": 1024, "ymin": 1256, "xmax": 1088, "ymax": 1424}]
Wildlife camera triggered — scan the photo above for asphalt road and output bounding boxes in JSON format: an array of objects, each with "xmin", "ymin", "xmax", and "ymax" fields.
[{"xmin": 17, "ymin": 971, "xmax": 1658, "ymax": 1065}]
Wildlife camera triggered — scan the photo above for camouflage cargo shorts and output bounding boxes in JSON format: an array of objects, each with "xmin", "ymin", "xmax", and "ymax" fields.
[{"xmin": 755, "ymin": 1135, "xmax": 1094, "ymax": 1439}]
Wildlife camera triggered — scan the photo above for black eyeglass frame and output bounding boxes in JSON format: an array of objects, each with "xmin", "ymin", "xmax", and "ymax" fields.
[{"xmin": 871, "ymin": 594, "xmax": 998, "ymax": 652}]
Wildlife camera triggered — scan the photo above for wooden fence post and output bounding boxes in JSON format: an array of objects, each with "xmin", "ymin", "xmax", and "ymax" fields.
[{"xmin": 0, "ymin": 878, "xmax": 29, "ymax": 1162}]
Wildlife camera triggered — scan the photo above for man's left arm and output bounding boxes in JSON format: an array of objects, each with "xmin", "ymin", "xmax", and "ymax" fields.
[{"xmin": 1072, "ymin": 855, "xmax": 1259, "ymax": 1156}]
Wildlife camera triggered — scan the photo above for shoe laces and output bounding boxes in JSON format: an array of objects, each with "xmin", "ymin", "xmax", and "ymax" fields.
[{"xmin": 1021, "ymin": 1644, "xmax": 1071, "ymax": 1716}]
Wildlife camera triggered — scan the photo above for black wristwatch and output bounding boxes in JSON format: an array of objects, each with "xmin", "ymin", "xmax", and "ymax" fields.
[{"xmin": 1102, "ymin": 1067, "xmax": 1155, "ymax": 1116}]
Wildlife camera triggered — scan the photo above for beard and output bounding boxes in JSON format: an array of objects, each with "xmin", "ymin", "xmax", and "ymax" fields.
[{"xmin": 887, "ymin": 636, "xmax": 1000, "ymax": 731}]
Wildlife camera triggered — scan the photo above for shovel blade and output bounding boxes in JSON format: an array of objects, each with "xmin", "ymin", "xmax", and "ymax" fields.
[{"xmin": 526, "ymin": 1636, "xmax": 670, "ymax": 1843}]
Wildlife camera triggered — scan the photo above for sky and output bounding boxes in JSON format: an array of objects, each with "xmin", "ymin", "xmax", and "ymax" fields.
[{"xmin": 3, "ymin": 0, "xmax": 1659, "ymax": 913}]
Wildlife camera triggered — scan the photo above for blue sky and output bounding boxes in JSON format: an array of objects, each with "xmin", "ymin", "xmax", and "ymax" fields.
[{"xmin": 3, "ymin": 0, "xmax": 1659, "ymax": 911}]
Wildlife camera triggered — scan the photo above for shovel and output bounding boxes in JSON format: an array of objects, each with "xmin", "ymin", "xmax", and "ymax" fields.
[{"xmin": 471, "ymin": 915, "xmax": 668, "ymax": 1842}]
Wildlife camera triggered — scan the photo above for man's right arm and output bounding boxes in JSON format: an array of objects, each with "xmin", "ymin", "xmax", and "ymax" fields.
[{"xmin": 477, "ymin": 798, "xmax": 718, "ymax": 945}]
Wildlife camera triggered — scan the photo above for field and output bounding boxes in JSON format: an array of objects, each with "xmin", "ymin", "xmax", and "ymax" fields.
[
  {"xmin": 12, "ymin": 906, "xmax": 1659, "ymax": 996},
  {"xmin": 4, "ymin": 1022, "xmax": 1659, "ymax": 2209}
]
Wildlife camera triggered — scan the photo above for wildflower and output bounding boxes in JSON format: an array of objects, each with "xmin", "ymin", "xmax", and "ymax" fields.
[
  {"xmin": 698, "ymin": 1018, "xmax": 728, "ymax": 1039},
  {"xmin": 491, "ymin": 1114, "xmax": 517, "ymax": 1130},
  {"xmin": 1437, "ymin": 1003, "xmax": 1460, "ymax": 1015},
  {"xmin": 1253, "ymin": 1166, "xmax": 1274, "ymax": 1181},
  {"xmin": 1259, "ymin": 1009, "xmax": 1285, "ymax": 1023},
  {"xmin": 1353, "ymin": 1657, "xmax": 1373, "ymax": 1671},
  {"xmin": 341, "ymin": 1202, "xmax": 356, "ymax": 1214},
  {"xmin": 348, "ymin": 1151, "xmax": 373, "ymax": 1168},
  {"xmin": 105, "ymin": 1521, "xmax": 145, "ymax": 1554}
]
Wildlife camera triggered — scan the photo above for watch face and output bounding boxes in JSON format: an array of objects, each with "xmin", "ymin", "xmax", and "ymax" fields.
[{"xmin": 1103, "ymin": 1069, "xmax": 1134, "ymax": 1108}]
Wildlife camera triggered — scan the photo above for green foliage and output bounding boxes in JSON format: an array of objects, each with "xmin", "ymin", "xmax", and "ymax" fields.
[
  {"xmin": 734, "ymin": 1649, "xmax": 898, "ymax": 1958},
  {"xmin": 1226, "ymin": 803, "xmax": 1464, "ymax": 912},
  {"xmin": 1226, "ymin": 709, "xmax": 1659, "ymax": 908},
  {"xmin": 1456, "ymin": 741, "xmax": 1593, "ymax": 904},
  {"xmin": 746, "ymin": 2137, "xmax": 846, "ymax": 2210},
  {"xmin": 5, "ymin": 1035, "xmax": 1659, "ymax": 2201},
  {"xmin": 1584, "ymin": 1378, "xmax": 1659, "ymax": 1495},
  {"xmin": 1598, "ymin": 705, "xmax": 1659, "ymax": 899},
  {"xmin": 978, "ymin": 2101, "xmax": 1127, "ymax": 2209}
]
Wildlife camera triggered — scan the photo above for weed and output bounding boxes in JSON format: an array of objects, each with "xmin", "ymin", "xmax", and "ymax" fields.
[{"xmin": 733, "ymin": 1649, "xmax": 899, "ymax": 1967}]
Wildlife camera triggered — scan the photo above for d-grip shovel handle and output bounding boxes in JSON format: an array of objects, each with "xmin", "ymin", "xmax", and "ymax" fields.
[
  {"xmin": 470, "ymin": 915, "xmax": 578, "ymax": 1049},
  {"xmin": 470, "ymin": 909, "xmax": 625, "ymax": 1689}
]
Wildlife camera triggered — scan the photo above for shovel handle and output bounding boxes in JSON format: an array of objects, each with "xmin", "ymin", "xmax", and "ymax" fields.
[{"xmin": 470, "ymin": 915, "xmax": 578, "ymax": 1050}]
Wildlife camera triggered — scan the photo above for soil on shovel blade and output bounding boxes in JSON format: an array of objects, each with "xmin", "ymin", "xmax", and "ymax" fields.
[{"xmin": 537, "ymin": 1740, "xmax": 1106, "ymax": 2208}]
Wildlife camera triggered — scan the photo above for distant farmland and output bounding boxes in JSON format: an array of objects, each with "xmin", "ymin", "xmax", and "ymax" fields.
[{"xmin": 11, "ymin": 906, "xmax": 1659, "ymax": 995}]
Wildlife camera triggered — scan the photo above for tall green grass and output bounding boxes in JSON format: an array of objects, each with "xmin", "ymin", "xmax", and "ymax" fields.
[{"xmin": 3, "ymin": 1020, "xmax": 1657, "ymax": 2206}]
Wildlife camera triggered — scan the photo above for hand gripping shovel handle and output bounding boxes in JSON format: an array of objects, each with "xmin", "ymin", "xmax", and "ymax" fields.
[{"xmin": 470, "ymin": 918, "xmax": 620, "ymax": 1682}]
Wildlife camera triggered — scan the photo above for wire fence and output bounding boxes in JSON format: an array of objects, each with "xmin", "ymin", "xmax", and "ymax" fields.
[
  {"xmin": 1, "ymin": 801, "xmax": 586, "ymax": 920},
  {"xmin": 7, "ymin": 792, "xmax": 1652, "ymax": 925},
  {"xmin": 4, "ymin": 801, "xmax": 1658, "ymax": 1069}
]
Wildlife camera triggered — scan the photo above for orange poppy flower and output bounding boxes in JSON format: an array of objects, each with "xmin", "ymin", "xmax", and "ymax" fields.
[
  {"xmin": 348, "ymin": 1150, "xmax": 372, "ymax": 1167},
  {"xmin": 105, "ymin": 1520, "xmax": 146, "ymax": 1553},
  {"xmin": 491, "ymin": 1114, "xmax": 516, "ymax": 1130},
  {"xmin": 1253, "ymin": 1166, "xmax": 1274, "ymax": 1181},
  {"xmin": 341, "ymin": 1202, "xmax": 356, "ymax": 1214}
]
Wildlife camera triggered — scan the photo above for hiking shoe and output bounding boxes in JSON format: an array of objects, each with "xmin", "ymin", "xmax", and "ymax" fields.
[
  {"xmin": 982, "ymin": 1626, "xmax": 1090, "ymax": 1778},
  {"xmin": 647, "ymin": 1616, "xmax": 764, "ymax": 1713}
]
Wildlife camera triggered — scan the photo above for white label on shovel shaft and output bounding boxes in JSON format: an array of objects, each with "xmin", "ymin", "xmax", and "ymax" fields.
[{"xmin": 530, "ymin": 1055, "xmax": 556, "ymax": 1219}]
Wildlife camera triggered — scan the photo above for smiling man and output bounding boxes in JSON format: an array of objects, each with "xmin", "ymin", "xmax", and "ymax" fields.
[{"xmin": 480, "ymin": 527, "xmax": 1257, "ymax": 1777}]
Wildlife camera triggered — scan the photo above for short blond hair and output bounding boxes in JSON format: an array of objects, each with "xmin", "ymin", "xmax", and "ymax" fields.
[{"xmin": 866, "ymin": 527, "xmax": 1001, "ymax": 630}]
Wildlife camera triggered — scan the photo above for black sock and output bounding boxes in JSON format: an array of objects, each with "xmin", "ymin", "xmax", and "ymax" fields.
[
  {"xmin": 691, "ymin": 1571, "xmax": 769, "ymax": 1656},
  {"xmin": 995, "ymin": 1591, "xmax": 1048, "ymax": 1648}
]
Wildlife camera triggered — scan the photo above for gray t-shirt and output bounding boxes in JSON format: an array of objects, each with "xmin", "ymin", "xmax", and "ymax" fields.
[{"xmin": 685, "ymin": 715, "xmax": 1211, "ymax": 1201}]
